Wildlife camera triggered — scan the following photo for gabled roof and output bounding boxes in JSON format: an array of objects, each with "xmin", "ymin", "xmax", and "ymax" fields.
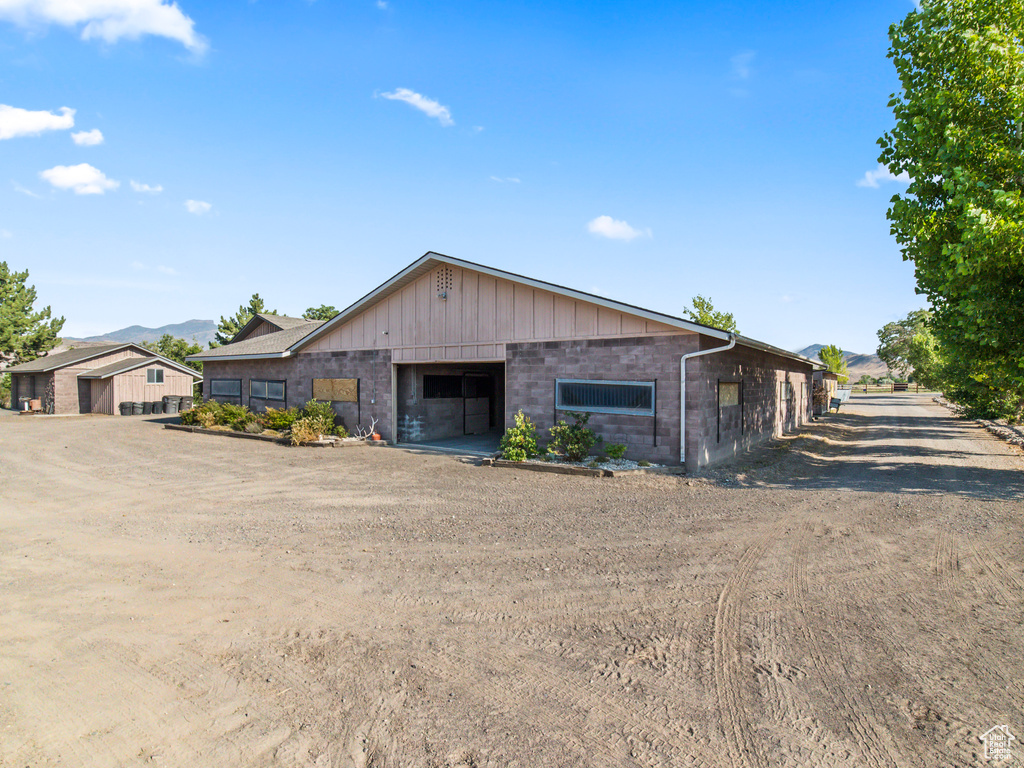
[
  {"xmin": 78, "ymin": 356, "xmax": 202, "ymax": 380},
  {"xmin": 7, "ymin": 343, "xmax": 132, "ymax": 373},
  {"xmin": 230, "ymin": 313, "xmax": 315, "ymax": 344},
  {"xmin": 187, "ymin": 321, "xmax": 325, "ymax": 362},
  {"xmin": 287, "ymin": 252, "xmax": 821, "ymax": 369}
]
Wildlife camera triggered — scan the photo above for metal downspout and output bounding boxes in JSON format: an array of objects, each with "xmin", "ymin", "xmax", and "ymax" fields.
[{"xmin": 680, "ymin": 334, "xmax": 737, "ymax": 466}]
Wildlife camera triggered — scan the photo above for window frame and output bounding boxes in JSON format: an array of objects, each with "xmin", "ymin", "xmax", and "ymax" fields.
[
  {"xmin": 250, "ymin": 378, "xmax": 286, "ymax": 402},
  {"xmin": 146, "ymin": 368, "xmax": 165, "ymax": 385},
  {"xmin": 555, "ymin": 378, "xmax": 656, "ymax": 417},
  {"xmin": 210, "ymin": 379, "xmax": 242, "ymax": 397}
]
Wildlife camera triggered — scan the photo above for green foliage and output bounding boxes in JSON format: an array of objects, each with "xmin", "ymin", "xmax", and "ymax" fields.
[
  {"xmin": 876, "ymin": 310, "xmax": 931, "ymax": 377},
  {"xmin": 303, "ymin": 305, "xmax": 338, "ymax": 321},
  {"xmin": 548, "ymin": 411, "xmax": 599, "ymax": 462},
  {"xmin": 605, "ymin": 443, "xmax": 628, "ymax": 460},
  {"xmin": 142, "ymin": 334, "xmax": 203, "ymax": 373},
  {"xmin": 879, "ymin": 0, "xmax": 1024, "ymax": 420},
  {"xmin": 637, "ymin": 460, "xmax": 651, "ymax": 468},
  {"xmin": 259, "ymin": 406, "xmax": 300, "ymax": 431},
  {"xmin": 180, "ymin": 400, "xmax": 223, "ymax": 428},
  {"xmin": 290, "ymin": 399, "xmax": 339, "ymax": 444},
  {"xmin": 243, "ymin": 420, "xmax": 265, "ymax": 434},
  {"xmin": 211, "ymin": 294, "xmax": 276, "ymax": 348},
  {"xmin": 683, "ymin": 295, "xmax": 738, "ymax": 333},
  {"xmin": 499, "ymin": 409, "xmax": 539, "ymax": 462},
  {"xmin": 0, "ymin": 372, "xmax": 10, "ymax": 408},
  {"xmin": 0, "ymin": 262, "xmax": 64, "ymax": 368},
  {"xmin": 858, "ymin": 374, "xmax": 874, "ymax": 385},
  {"xmin": 817, "ymin": 344, "xmax": 849, "ymax": 384},
  {"xmin": 219, "ymin": 402, "xmax": 256, "ymax": 431}
]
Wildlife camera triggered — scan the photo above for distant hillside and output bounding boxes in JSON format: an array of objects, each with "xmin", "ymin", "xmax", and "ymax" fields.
[
  {"xmin": 65, "ymin": 319, "xmax": 218, "ymax": 348},
  {"xmin": 797, "ymin": 344, "xmax": 890, "ymax": 380}
]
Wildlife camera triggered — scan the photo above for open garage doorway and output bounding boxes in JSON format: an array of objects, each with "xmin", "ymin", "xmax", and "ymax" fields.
[{"xmin": 395, "ymin": 362, "xmax": 505, "ymax": 454}]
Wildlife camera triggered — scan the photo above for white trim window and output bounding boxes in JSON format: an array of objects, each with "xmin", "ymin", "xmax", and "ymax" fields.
[
  {"xmin": 147, "ymin": 368, "xmax": 164, "ymax": 384},
  {"xmin": 555, "ymin": 379, "xmax": 655, "ymax": 416}
]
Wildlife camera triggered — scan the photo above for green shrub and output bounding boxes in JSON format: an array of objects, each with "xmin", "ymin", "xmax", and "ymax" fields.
[
  {"xmin": 259, "ymin": 406, "xmax": 300, "ymax": 431},
  {"xmin": 300, "ymin": 399, "xmax": 337, "ymax": 434},
  {"xmin": 605, "ymin": 443, "xmax": 627, "ymax": 460},
  {"xmin": 290, "ymin": 417, "xmax": 321, "ymax": 445},
  {"xmin": 637, "ymin": 460, "xmax": 651, "ymax": 468},
  {"xmin": 180, "ymin": 400, "xmax": 222, "ymax": 428},
  {"xmin": 334, "ymin": 425, "xmax": 349, "ymax": 438},
  {"xmin": 500, "ymin": 410, "xmax": 539, "ymax": 462},
  {"xmin": 548, "ymin": 411, "xmax": 599, "ymax": 462},
  {"xmin": 243, "ymin": 421, "xmax": 264, "ymax": 434},
  {"xmin": 219, "ymin": 402, "xmax": 255, "ymax": 431}
]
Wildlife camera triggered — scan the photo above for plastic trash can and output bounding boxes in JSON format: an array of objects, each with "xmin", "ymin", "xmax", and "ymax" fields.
[
  {"xmin": 151, "ymin": 400, "xmax": 163, "ymax": 415},
  {"xmin": 119, "ymin": 402, "xmax": 132, "ymax": 416}
]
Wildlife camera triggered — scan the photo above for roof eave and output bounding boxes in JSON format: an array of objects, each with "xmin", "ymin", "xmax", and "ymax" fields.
[{"xmin": 186, "ymin": 351, "xmax": 293, "ymax": 363}]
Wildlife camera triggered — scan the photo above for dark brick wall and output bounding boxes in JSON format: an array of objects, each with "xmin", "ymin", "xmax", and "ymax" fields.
[
  {"xmin": 505, "ymin": 335, "xmax": 698, "ymax": 465},
  {"xmin": 202, "ymin": 349, "xmax": 392, "ymax": 438}
]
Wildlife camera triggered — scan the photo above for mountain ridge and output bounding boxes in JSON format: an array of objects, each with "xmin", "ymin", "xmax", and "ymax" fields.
[
  {"xmin": 796, "ymin": 344, "xmax": 890, "ymax": 380},
  {"xmin": 64, "ymin": 319, "xmax": 218, "ymax": 348}
]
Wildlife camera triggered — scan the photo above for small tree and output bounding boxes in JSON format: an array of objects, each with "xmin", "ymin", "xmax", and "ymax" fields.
[
  {"xmin": 683, "ymin": 295, "xmax": 738, "ymax": 333},
  {"xmin": 876, "ymin": 309, "xmax": 931, "ymax": 378},
  {"xmin": 303, "ymin": 305, "xmax": 338, "ymax": 321},
  {"xmin": 211, "ymin": 294, "xmax": 276, "ymax": 347},
  {"xmin": 0, "ymin": 262, "xmax": 65, "ymax": 367},
  {"xmin": 818, "ymin": 344, "xmax": 849, "ymax": 384},
  {"xmin": 858, "ymin": 374, "xmax": 873, "ymax": 386}
]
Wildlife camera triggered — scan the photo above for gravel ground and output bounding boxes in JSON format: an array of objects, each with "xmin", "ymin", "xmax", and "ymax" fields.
[{"xmin": 1, "ymin": 393, "xmax": 1022, "ymax": 768}]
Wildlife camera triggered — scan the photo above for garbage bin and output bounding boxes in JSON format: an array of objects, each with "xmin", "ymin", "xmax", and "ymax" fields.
[
  {"xmin": 163, "ymin": 395, "xmax": 180, "ymax": 414},
  {"xmin": 179, "ymin": 396, "xmax": 194, "ymax": 411},
  {"xmin": 142, "ymin": 401, "xmax": 153, "ymax": 414},
  {"xmin": 151, "ymin": 400, "xmax": 163, "ymax": 415},
  {"xmin": 132, "ymin": 401, "xmax": 144, "ymax": 415},
  {"xmin": 119, "ymin": 401, "xmax": 132, "ymax": 416}
]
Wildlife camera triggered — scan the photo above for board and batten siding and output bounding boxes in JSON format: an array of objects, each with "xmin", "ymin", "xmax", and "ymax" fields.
[
  {"xmin": 245, "ymin": 321, "xmax": 279, "ymax": 341},
  {"xmin": 303, "ymin": 264, "xmax": 687, "ymax": 362},
  {"xmin": 110, "ymin": 363, "xmax": 194, "ymax": 410},
  {"xmin": 90, "ymin": 379, "xmax": 114, "ymax": 414}
]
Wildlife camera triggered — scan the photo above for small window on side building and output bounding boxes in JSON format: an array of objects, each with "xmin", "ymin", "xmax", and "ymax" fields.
[{"xmin": 147, "ymin": 368, "xmax": 164, "ymax": 384}]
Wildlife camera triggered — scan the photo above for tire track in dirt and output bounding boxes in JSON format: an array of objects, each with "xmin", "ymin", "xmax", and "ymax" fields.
[
  {"xmin": 933, "ymin": 530, "xmax": 964, "ymax": 615},
  {"xmin": 787, "ymin": 520, "xmax": 906, "ymax": 768}
]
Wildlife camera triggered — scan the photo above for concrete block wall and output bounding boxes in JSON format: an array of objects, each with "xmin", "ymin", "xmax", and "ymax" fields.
[
  {"xmin": 394, "ymin": 363, "xmax": 505, "ymax": 442},
  {"xmin": 202, "ymin": 349, "xmax": 392, "ymax": 438},
  {"xmin": 688, "ymin": 340, "xmax": 814, "ymax": 468},
  {"xmin": 505, "ymin": 335, "xmax": 698, "ymax": 465}
]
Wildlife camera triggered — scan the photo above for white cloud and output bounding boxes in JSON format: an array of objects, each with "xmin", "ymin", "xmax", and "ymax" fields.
[
  {"xmin": 0, "ymin": 104, "xmax": 74, "ymax": 140},
  {"xmin": 130, "ymin": 179, "xmax": 163, "ymax": 193},
  {"xmin": 587, "ymin": 215, "xmax": 651, "ymax": 242},
  {"xmin": 0, "ymin": 229, "xmax": 11, "ymax": 238},
  {"xmin": 489, "ymin": 176, "xmax": 520, "ymax": 183},
  {"xmin": 856, "ymin": 163, "xmax": 911, "ymax": 188},
  {"xmin": 379, "ymin": 88, "xmax": 453, "ymax": 126},
  {"xmin": 12, "ymin": 181, "xmax": 41, "ymax": 198},
  {"xmin": 40, "ymin": 163, "xmax": 119, "ymax": 194},
  {"xmin": 184, "ymin": 199, "xmax": 211, "ymax": 214},
  {"xmin": 731, "ymin": 50, "xmax": 755, "ymax": 80},
  {"xmin": 71, "ymin": 128, "xmax": 103, "ymax": 145},
  {"xmin": 0, "ymin": 0, "xmax": 207, "ymax": 52},
  {"xmin": 376, "ymin": 0, "xmax": 388, "ymax": 8},
  {"xmin": 156, "ymin": 264, "xmax": 177, "ymax": 275}
]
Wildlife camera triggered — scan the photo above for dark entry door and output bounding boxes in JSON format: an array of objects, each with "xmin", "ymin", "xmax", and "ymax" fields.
[{"xmin": 463, "ymin": 374, "xmax": 492, "ymax": 435}]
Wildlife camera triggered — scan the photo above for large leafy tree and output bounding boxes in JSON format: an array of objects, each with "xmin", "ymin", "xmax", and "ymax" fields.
[
  {"xmin": 211, "ymin": 294, "xmax": 276, "ymax": 347},
  {"xmin": 878, "ymin": 0, "xmax": 1024, "ymax": 417},
  {"xmin": 142, "ymin": 334, "xmax": 203, "ymax": 373},
  {"xmin": 876, "ymin": 309, "xmax": 932, "ymax": 376},
  {"xmin": 818, "ymin": 344, "xmax": 849, "ymax": 384},
  {"xmin": 683, "ymin": 295, "xmax": 738, "ymax": 333},
  {"xmin": 303, "ymin": 305, "xmax": 338, "ymax": 321},
  {"xmin": 0, "ymin": 262, "xmax": 65, "ymax": 366}
]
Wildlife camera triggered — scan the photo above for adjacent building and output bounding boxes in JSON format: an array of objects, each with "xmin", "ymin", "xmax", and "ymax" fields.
[
  {"xmin": 7, "ymin": 343, "xmax": 201, "ymax": 415},
  {"xmin": 191, "ymin": 252, "xmax": 819, "ymax": 469}
]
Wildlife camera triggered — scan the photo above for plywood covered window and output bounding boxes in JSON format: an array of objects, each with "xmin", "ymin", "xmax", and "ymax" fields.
[
  {"xmin": 251, "ymin": 379, "xmax": 286, "ymax": 401},
  {"xmin": 556, "ymin": 379, "xmax": 655, "ymax": 416},
  {"xmin": 210, "ymin": 379, "xmax": 241, "ymax": 397},
  {"xmin": 312, "ymin": 378, "xmax": 358, "ymax": 402},
  {"xmin": 147, "ymin": 368, "xmax": 164, "ymax": 384},
  {"xmin": 719, "ymin": 382, "xmax": 740, "ymax": 407}
]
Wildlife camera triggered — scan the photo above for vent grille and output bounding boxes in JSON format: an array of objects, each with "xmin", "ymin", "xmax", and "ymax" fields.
[{"xmin": 436, "ymin": 267, "xmax": 454, "ymax": 295}]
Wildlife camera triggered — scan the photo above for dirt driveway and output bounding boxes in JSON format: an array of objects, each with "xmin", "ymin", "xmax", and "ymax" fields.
[{"xmin": 1, "ymin": 393, "xmax": 1022, "ymax": 767}]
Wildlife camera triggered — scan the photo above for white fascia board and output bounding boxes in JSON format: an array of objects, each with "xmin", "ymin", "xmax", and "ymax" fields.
[{"xmin": 185, "ymin": 351, "xmax": 292, "ymax": 363}]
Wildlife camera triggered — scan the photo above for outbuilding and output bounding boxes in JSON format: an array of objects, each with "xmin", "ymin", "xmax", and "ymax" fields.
[
  {"xmin": 190, "ymin": 252, "xmax": 819, "ymax": 470},
  {"xmin": 7, "ymin": 343, "xmax": 201, "ymax": 415}
]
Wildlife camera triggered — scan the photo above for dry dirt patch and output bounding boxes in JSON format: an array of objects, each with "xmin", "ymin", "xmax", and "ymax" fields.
[{"xmin": 1, "ymin": 394, "xmax": 1022, "ymax": 767}]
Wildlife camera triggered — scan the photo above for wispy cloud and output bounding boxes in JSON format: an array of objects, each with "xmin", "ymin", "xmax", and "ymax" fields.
[
  {"xmin": 376, "ymin": 0, "xmax": 388, "ymax": 8},
  {"xmin": 379, "ymin": 88, "xmax": 453, "ymax": 126},
  {"xmin": 130, "ymin": 180, "xmax": 163, "ymax": 193},
  {"xmin": 132, "ymin": 260, "xmax": 177, "ymax": 275},
  {"xmin": 587, "ymin": 215, "xmax": 651, "ymax": 242},
  {"xmin": 185, "ymin": 199, "xmax": 212, "ymax": 215},
  {"xmin": 71, "ymin": 128, "xmax": 103, "ymax": 146},
  {"xmin": 0, "ymin": 104, "xmax": 74, "ymax": 140},
  {"xmin": 0, "ymin": 0, "xmax": 207, "ymax": 52},
  {"xmin": 12, "ymin": 181, "xmax": 41, "ymax": 198},
  {"xmin": 0, "ymin": 229, "xmax": 11, "ymax": 238},
  {"xmin": 856, "ymin": 163, "xmax": 911, "ymax": 188},
  {"xmin": 489, "ymin": 176, "xmax": 520, "ymax": 183},
  {"xmin": 40, "ymin": 163, "xmax": 119, "ymax": 194},
  {"xmin": 731, "ymin": 50, "xmax": 755, "ymax": 80}
]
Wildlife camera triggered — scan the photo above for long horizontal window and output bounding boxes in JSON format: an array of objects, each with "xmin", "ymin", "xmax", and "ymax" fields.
[
  {"xmin": 210, "ymin": 379, "xmax": 241, "ymax": 397},
  {"xmin": 556, "ymin": 379, "xmax": 655, "ymax": 416},
  {"xmin": 251, "ymin": 379, "xmax": 286, "ymax": 401},
  {"xmin": 424, "ymin": 374, "xmax": 463, "ymax": 399}
]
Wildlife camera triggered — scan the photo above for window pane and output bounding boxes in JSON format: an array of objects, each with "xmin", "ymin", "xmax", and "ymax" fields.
[
  {"xmin": 147, "ymin": 368, "xmax": 164, "ymax": 384},
  {"xmin": 251, "ymin": 380, "xmax": 268, "ymax": 399},
  {"xmin": 267, "ymin": 381, "xmax": 285, "ymax": 400},
  {"xmin": 556, "ymin": 380, "xmax": 654, "ymax": 415},
  {"xmin": 211, "ymin": 379, "xmax": 241, "ymax": 396}
]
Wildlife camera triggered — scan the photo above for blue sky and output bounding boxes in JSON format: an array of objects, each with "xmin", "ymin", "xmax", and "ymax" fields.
[{"xmin": 1, "ymin": 0, "xmax": 923, "ymax": 353}]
